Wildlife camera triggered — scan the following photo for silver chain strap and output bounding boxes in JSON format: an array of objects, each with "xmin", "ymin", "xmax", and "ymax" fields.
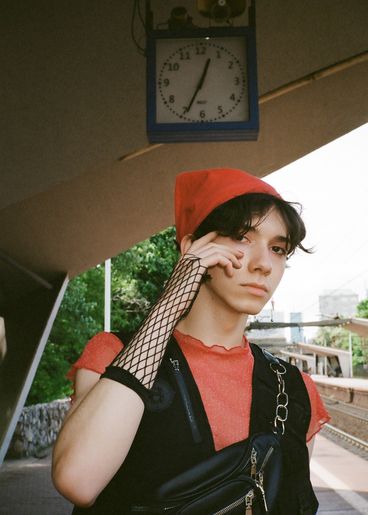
[{"xmin": 270, "ymin": 361, "xmax": 289, "ymax": 435}]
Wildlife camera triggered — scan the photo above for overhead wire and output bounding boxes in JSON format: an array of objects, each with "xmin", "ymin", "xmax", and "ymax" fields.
[
  {"xmin": 131, "ymin": 0, "xmax": 146, "ymax": 56},
  {"xmin": 290, "ymin": 233, "xmax": 368, "ymax": 314},
  {"xmin": 137, "ymin": 0, "xmax": 146, "ymax": 28},
  {"xmin": 299, "ymin": 267, "xmax": 368, "ymax": 314},
  {"xmin": 307, "ymin": 235, "xmax": 368, "ymax": 269}
]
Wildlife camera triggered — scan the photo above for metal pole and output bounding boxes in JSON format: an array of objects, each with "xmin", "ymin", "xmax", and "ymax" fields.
[
  {"xmin": 104, "ymin": 259, "xmax": 111, "ymax": 332},
  {"xmin": 349, "ymin": 332, "xmax": 353, "ymax": 378}
]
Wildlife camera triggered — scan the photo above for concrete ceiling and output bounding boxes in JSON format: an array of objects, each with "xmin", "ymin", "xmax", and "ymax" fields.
[{"xmin": 1, "ymin": 0, "xmax": 368, "ymax": 305}]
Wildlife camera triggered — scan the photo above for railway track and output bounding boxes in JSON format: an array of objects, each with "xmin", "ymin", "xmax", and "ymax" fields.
[
  {"xmin": 321, "ymin": 395, "xmax": 368, "ymax": 421},
  {"xmin": 321, "ymin": 423, "xmax": 368, "ymax": 453},
  {"xmin": 321, "ymin": 396, "xmax": 368, "ymax": 434},
  {"xmin": 319, "ymin": 395, "xmax": 368, "ymax": 458}
]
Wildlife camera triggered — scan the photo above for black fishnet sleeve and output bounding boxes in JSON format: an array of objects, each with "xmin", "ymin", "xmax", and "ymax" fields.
[{"xmin": 100, "ymin": 254, "xmax": 207, "ymax": 403}]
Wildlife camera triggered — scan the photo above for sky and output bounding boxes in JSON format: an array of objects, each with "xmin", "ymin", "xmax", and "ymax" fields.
[
  {"xmin": 103, "ymin": 123, "xmax": 367, "ymax": 337},
  {"xmin": 259, "ymin": 123, "xmax": 368, "ymax": 325}
]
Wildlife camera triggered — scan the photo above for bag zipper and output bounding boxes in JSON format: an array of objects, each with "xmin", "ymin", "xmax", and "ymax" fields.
[
  {"xmin": 259, "ymin": 445, "xmax": 274, "ymax": 472},
  {"xmin": 250, "ymin": 444, "xmax": 275, "ymax": 513},
  {"xmin": 213, "ymin": 489, "xmax": 254, "ymax": 515},
  {"xmin": 169, "ymin": 358, "xmax": 202, "ymax": 443},
  {"xmin": 250, "ymin": 448, "xmax": 257, "ymax": 479}
]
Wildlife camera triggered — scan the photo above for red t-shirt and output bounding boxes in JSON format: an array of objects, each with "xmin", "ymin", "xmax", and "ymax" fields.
[{"xmin": 67, "ymin": 331, "xmax": 330, "ymax": 451}]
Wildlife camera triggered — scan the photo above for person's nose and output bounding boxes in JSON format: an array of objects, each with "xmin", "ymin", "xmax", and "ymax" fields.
[{"xmin": 246, "ymin": 243, "xmax": 272, "ymax": 275}]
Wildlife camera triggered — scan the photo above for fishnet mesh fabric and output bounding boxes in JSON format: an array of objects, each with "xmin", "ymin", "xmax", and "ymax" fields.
[{"xmin": 110, "ymin": 254, "xmax": 207, "ymax": 389}]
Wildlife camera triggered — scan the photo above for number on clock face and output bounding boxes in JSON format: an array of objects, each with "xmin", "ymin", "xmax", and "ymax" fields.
[{"xmin": 156, "ymin": 37, "xmax": 248, "ymax": 124}]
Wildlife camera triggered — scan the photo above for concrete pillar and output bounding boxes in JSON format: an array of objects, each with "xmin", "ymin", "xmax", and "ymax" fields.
[{"xmin": 0, "ymin": 275, "xmax": 68, "ymax": 464}]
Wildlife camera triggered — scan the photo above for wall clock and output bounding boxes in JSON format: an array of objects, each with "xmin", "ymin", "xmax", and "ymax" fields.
[{"xmin": 146, "ymin": 26, "xmax": 259, "ymax": 143}]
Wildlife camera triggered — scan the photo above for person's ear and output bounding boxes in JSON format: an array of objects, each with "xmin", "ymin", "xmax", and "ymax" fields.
[{"xmin": 180, "ymin": 234, "xmax": 193, "ymax": 256}]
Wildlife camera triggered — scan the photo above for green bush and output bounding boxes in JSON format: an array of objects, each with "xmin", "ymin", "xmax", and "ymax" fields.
[{"xmin": 27, "ymin": 227, "xmax": 178, "ymax": 405}]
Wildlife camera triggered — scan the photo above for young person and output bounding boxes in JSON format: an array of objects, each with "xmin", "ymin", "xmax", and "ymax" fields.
[{"xmin": 52, "ymin": 168, "xmax": 330, "ymax": 514}]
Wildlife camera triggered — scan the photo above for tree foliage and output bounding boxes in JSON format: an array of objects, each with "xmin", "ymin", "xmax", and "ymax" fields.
[
  {"xmin": 356, "ymin": 298, "xmax": 368, "ymax": 319},
  {"xmin": 314, "ymin": 326, "xmax": 365, "ymax": 366},
  {"xmin": 27, "ymin": 227, "xmax": 178, "ymax": 404},
  {"xmin": 26, "ymin": 271, "xmax": 104, "ymax": 405},
  {"xmin": 315, "ymin": 297, "xmax": 368, "ymax": 373},
  {"xmin": 111, "ymin": 227, "xmax": 179, "ymax": 334}
]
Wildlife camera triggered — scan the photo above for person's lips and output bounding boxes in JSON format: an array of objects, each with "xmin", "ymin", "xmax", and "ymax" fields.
[{"xmin": 241, "ymin": 283, "xmax": 269, "ymax": 297}]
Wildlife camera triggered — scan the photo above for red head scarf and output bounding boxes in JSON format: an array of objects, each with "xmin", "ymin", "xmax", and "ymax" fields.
[{"xmin": 175, "ymin": 168, "xmax": 281, "ymax": 243}]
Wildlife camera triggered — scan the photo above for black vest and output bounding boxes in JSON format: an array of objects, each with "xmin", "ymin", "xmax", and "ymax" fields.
[{"xmin": 73, "ymin": 339, "xmax": 318, "ymax": 515}]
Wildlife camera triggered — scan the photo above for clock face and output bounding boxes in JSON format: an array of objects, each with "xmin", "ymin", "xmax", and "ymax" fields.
[{"xmin": 155, "ymin": 36, "xmax": 249, "ymax": 124}]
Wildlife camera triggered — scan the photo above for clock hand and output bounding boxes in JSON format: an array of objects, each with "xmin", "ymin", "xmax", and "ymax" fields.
[{"xmin": 184, "ymin": 58, "xmax": 211, "ymax": 114}]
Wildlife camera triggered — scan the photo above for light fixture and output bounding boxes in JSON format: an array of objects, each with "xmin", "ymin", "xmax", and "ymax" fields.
[
  {"xmin": 145, "ymin": 0, "xmax": 259, "ymax": 142},
  {"xmin": 197, "ymin": 0, "xmax": 247, "ymax": 22}
]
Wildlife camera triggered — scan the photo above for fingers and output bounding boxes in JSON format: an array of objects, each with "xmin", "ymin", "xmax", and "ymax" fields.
[
  {"xmin": 205, "ymin": 254, "xmax": 236, "ymax": 277},
  {"xmin": 204, "ymin": 251, "xmax": 243, "ymax": 277},
  {"xmin": 186, "ymin": 231, "xmax": 218, "ymax": 253},
  {"xmin": 184, "ymin": 232, "xmax": 244, "ymax": 277},
  {"xmin": 199, "ymin": 246, "xmax": 243, "ymax": 269}
]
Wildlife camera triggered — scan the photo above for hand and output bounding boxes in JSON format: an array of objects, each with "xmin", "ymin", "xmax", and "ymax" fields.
[{"xmin": 182, "ymin": 231, "xmax": 243, "ymax": 277}]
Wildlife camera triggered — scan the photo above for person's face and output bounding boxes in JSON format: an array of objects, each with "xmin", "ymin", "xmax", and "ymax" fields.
[{"xmin": 202, "ymin": 208, "xmax": 288, "ymax": 316}]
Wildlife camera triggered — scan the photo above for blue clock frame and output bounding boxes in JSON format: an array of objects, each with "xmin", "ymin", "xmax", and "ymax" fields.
[{"xmin": 146, "ymin": 26, "xmax": 259, "ymax": 143}]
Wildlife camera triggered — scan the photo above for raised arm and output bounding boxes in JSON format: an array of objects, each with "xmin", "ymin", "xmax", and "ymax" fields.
[{"xmin": 52, "ymin": 233, "xmax": 243, "ymax": 507}]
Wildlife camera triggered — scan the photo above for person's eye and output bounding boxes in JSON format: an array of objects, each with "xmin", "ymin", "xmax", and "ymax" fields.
[
  {"xmin": 271, "ymin": 246, "xmax": 287, "ymax": 256},
  {"xmin": 235, "ymin": 234, "xmax": 251, "ymax": 242}
]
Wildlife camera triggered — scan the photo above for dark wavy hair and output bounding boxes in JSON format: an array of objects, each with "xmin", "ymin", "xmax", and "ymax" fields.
[{"xmin": 192, "ymin": 193, "xmax": 311, "ymax": 258}]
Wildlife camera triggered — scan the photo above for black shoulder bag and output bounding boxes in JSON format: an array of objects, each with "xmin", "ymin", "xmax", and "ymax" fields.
[{"xmin": 131, "ymin": 349, "xmax": 288, "ymax": 515}]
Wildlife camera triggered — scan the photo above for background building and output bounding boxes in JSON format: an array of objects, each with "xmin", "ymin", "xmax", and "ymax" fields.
[
  {"xmin": 248, "ymin": 310, "xmax": 287, "ymax": 353},
  {"xmin": 319, "ymin": 289, "xmax": 359, "ymax": 318},
  {"xmin": 290, "ymin": 312, "xmax": 304, "ymax": 343}
]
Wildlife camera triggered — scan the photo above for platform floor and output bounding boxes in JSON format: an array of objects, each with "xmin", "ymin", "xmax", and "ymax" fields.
[
  {"xmin": 0, "ymin": 434, "xmax": 367, "ymax": 514},
  {"xmin": 310, "ymin": 434, "xmax": 368, "ymax": 514},
  {"xmin": 311, "ymin": 375, "xmax": 368, "ymax": 392}
]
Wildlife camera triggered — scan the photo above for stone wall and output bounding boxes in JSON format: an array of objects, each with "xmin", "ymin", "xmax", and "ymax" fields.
[{"xmin": 7, "ymin": 399, "xmax": 70, "ymax": 458}]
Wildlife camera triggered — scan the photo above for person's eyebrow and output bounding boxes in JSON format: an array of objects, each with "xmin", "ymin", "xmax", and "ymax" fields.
[
  {"xmin": 273, "ymin": 235, "xmax": 289, "ymax": 244},
  {"xmin": 247, "ymin": 226, "xmax": 288, "ymax": 243}
]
